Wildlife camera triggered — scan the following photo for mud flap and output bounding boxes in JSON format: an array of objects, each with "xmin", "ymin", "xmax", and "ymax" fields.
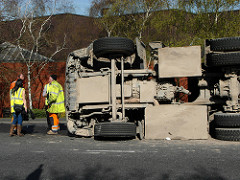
[{"xmin": 145, "ymin": 104, "xmax": 208, "ymax": 140}]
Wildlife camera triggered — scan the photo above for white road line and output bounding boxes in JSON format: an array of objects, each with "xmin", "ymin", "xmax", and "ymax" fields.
[
  {"xmin": 86, "ymin": 150, "xmax": 135, "ymax": 153},
  {"xmin": 32, "ymin": 151, "xmax": 44, "ymax": 153}
]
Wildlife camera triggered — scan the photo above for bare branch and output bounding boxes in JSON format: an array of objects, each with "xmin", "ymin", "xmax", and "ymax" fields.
[
  {"xmin": 49, "ymin": 33, "xmax": 67, "ymax": 59},
  {"xmin": 36, "ymin": 14, "xmax": 53, "ymax": 53}
]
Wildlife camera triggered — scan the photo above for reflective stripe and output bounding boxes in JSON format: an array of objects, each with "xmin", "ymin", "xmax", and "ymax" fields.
[
  {"xmin": 52, "ymin": 84, "xmax": 59, "ymax": 88},
  {"xmin": 52, "ymin": 126, "xmax": 60, "ymax": 131},
  {"xmin": 52, "ymin": 101, "xmax": 64, "ymax": 105},
  {"xmin": 49, "ymin": 92, "xmax": 58, "ymax": 95},
  {"xmin": 12, "ymin": 88, "xmax": 23, "ymax": 102},
  {"xmin": 18, "ymin": 88, "xmax": 23, "ymax": 99},
  {"xmin": 12, "ymin": 97, "xmax": 23, "ymax": 100}
]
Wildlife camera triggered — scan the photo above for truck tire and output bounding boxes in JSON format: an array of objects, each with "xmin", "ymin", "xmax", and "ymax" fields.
[
  {"xmin": 93, "ymin": 37, "xmax": 135, "ymax": 58},
  {"xmin": 207, "ymin": 37, "xmax": 240, "ymax": 51},
  {"xmin": 94, "ymin": 122, "xmax": 136, "ymax": 137},
  {"xmin": 214, "ymin": 113, "xmax": 240, "ymax": 128},
  {"xmin": 206, "ymin": 52, "xmax": 240, "ymax": 67},
  {"xmin": 214, "ymin": 128, "xmax": 240, "ymax": 141}
]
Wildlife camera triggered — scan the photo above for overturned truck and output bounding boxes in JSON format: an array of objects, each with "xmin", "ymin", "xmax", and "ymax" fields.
[{"xmin": 65, "ymin": 36, "xmax": 240, "ymax": 141}]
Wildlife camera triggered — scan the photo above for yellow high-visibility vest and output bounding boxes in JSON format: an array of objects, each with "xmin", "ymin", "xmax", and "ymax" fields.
[
  {"xmin": 10, "ymin": 88, "xmax": 24, "ymax": 113},
  {"xmin": 44, "ymin": 83, "xmax": 50, "ymax": 105},
  {"xmin": 47, "ymin": 80, "xmax": 65, "ymax": 113}
]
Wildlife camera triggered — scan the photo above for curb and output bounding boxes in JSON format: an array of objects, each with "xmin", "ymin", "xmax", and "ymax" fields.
[{"xmin": 0, "ymin": 118, "xmax": 66, "ymax": 124}]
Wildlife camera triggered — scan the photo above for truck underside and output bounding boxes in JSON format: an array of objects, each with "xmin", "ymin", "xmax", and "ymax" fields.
[{"xmin": 65, "ymin": 36, "xmax": 240, "ymax": 141}]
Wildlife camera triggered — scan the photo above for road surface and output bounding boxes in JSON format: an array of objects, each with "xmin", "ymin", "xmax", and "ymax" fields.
[{"xmin": 0, "ymin": 118, "xmax": 240, "ymax": 180}]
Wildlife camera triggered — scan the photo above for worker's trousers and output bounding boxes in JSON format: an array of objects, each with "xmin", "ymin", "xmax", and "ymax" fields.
[{"xmin": 49, "ymin": 113, "xmax": 60, "ymax": 132}]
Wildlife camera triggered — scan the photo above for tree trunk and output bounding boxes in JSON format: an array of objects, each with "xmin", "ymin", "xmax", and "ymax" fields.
[
  {"xmin": 107, "ymin": 30, "xmax": 111, "ymax": 37},
  {"xmin": 27, "ymin": 66, "xmax": 33, "ymax": 110}
]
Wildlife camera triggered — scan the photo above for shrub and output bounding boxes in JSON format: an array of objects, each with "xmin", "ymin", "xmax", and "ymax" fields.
[
  {"xmin": 31, "ymin": 109, "xmax": 66, "ymax": 118},
  {"xmin": 31, "ymin": 109, "xmax": 46, "ymax": 118}
]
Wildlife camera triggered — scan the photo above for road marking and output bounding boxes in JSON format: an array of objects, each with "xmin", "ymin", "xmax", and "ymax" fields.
[
  {"xmin": 32, "ymin": 151, "xmax": 44, "ymax": 153},
  {"xmin": 11, "ymin": 143, "xmax": 21, "ymax": 145},
  {"xmin": 86, "ymin": 150, "xmax": 135, "ymax": 153}
]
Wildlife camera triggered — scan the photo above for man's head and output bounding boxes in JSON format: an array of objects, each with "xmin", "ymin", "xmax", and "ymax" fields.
[
  {"xmin": 49, "ymin": 75, "xmax": 57, "ymax": 83},
  {"xmin": 18, "ymin": 74, "xmax": 24, "ymax": 80}
]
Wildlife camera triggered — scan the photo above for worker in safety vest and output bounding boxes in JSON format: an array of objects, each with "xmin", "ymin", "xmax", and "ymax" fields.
[
  {"xmin": 10, "ymin": 74, "xmax": 25, "ymax": 133},
  {"xmin": 43, "ymin": 83, "xmax": 51, "ymax": 130},
  {"xmin": 46, "ymin": 75, "xmax": 65, "ymax": 135},
  {"xmin": 10, "ymin": 79, "xmax": 27, "ymax": 136}
]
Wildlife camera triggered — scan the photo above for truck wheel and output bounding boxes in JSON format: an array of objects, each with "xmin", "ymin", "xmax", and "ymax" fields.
[
  {"xmin": 207, "ymin": 37, "xmax": 240, "ymax": 51},
  {"xmin": 214, "ymin": 113, "xmax": 240, "ymax": 128},
  {"xmin": 214, "ymin": 128, "xmax": 240, "ymax": 141},
  {"xmin": 93, "ymin": 37, "xmax": 135, "ymax": 58},
  {"xmin": 206, "ymin": 52, "xmax": 240, "ymax": 67},
  {"xmin": 94, "ymin": 122, "xmax": 136, "ymax": 137}
]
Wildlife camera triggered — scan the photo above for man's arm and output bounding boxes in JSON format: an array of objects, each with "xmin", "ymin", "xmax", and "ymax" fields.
[
  {"xmin": 48, "ymin": 85, "xmax": 59, "ymax": 103},
  {"xmin": 22, "ymin": 89, "xmax": 27, "ymax": 112}
]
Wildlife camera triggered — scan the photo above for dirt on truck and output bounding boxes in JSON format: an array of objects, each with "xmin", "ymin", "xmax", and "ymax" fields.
[{"xmin": 65, "ymin": 36, "xmax": 240, "ymax": 141}]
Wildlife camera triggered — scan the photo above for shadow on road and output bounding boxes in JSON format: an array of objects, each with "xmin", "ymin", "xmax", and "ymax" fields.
[
  {"xmin": 0, "ymin": 122, "xmax": 68, "ymax": 136},
  {"xmin": 22, "ymin": 123, "xmax": 67, "ymax": 135},
  {"xmin": 1, "ymin": 162, "xmax": 228, "ymax": 180},
  {"xmin": 44, "ymin": 164, "xmax": 227, "ymax": 180},
  {"xmin": 26, "ymin": 164, "xmax": 43, "ymax": 180}
]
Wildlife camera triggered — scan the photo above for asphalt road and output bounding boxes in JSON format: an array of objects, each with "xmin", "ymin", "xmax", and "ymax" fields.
[{"xmin": 0, "ymin": 118, "xmax": 240, "ymax": 180}]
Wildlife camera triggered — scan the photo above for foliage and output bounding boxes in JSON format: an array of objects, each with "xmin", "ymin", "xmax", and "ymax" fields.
[
  {"xmin": 150, "ymin": 1, "xmax": 240, "ymax": 47},
  {"xmin": 30, "ymin": 109, "xmax": 65, "ymax": 118},
  {"xmin": 31, "ymin": 108, "xmax": 46, "ymax": 117},
  {"xmin": 151, "ymin": 9, "xmax": 193, "ymax": 47},
  {"xmin": 176, "ymin": 0, "xmax": 240, "ymax": 42},
  {"xmin": 1, "ymin": 108, "xmax": 65, "ymax": 118},
  {"xmin": 90, "ymin": 0, "xmax": 240, "ymax": 47},
  {"xmin": 90, "ymin": 0, "xmax": 168, "ymax": 39}
]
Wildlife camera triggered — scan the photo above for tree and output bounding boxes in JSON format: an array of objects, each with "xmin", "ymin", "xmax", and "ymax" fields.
[
  {"xmin": 89, "ymin": 0, "xmax": 116, "ymax": 37},
  {"xmin": 89, "ymin": 0, "xmax": 114, "ymax": 17},
  {"xmin": 28, "ymin": 0, "xmax": 75, "ymax": 17},
  {"xmin": 90, "ymin": 0, "xmax": 168, "ymax": 39},
  {"xmin": 150, "ymin": 0, "xmax": 240, "ymax": 47},
  {"xmin": 13, "ymin": 0, "xmax": 69, "ymax": 109},
  {"xmin": 0, "ymin": 64, "xmax": 15, "ymax": 117},
  {"xmin": 122, "ymin": 0, "xmax": 167, "ymax": 39},
  {"xmin": 0, "ymin": 0, "xmax": 21, "ymax": 21},
  {"xmin": 151, "ymin": 2, "xmax": 195, "ymax": 47},
  {"xmin": 178, "ymin": 0, "xmax": 240, "ymax": 40}
]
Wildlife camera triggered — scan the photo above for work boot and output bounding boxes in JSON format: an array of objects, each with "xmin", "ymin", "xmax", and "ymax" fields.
[
  {"xmin": 13, "ymin": 127, "xmax": 17, "ymax": 134},
  {"xmin": 9, "ymin": 124, "xmax": 16, "ymax": 137},
  {"xmin": 47, "ymin": 130, "xmax": 58, "ymax": 135},
  {"xmin": 17, "ymin": 125, "xmax": 24, "ymax": 137}
]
